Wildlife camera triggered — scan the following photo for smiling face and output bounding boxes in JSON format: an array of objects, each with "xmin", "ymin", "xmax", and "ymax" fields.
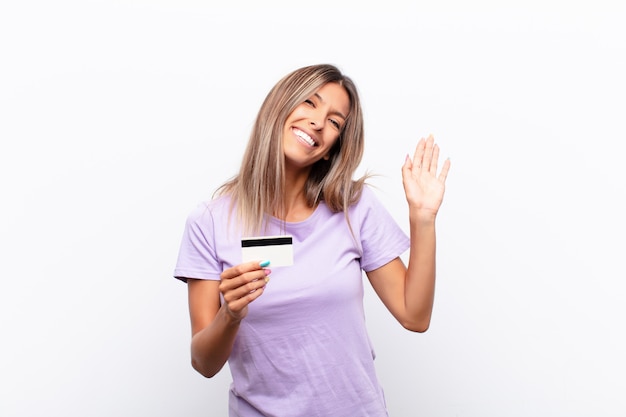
[{"xmin": 282, "ymin": 82, "xmax": 351, "ymax": 171}]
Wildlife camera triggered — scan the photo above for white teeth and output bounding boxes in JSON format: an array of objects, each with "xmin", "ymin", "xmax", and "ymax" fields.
[{"xmin": 294, "ymin": 129, "xmax": 316, "ymax": 146}]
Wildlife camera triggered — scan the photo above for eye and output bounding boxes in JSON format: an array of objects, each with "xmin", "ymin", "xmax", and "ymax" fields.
[
  {"xmin": 329, "ymin": 119, "xmax": 341, "ymax": 129},
  {"xmin": 304, "ymin": 99, "xmax": 315, "ymax": 107}
]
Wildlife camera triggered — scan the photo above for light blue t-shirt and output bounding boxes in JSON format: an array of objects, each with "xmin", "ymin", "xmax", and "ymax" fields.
[{"xmin": 174, "ymin": 185, "xmax": 410, "ymax": 417}]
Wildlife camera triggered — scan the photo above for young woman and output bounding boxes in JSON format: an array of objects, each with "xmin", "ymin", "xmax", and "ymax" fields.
[{"xmin": 174, "ymin": 64, "xmax": 451, "ymax": 416}]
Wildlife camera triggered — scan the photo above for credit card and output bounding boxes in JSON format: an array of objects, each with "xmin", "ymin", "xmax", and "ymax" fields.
[{"xmin": 241, "ymin": 235, "xmax": 293, "ymax": 267}]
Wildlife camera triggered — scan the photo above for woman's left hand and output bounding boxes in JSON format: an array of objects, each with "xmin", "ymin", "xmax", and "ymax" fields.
[{"xmin": 402, "ymin": 134, "xmax": 451, "ymax": 219}]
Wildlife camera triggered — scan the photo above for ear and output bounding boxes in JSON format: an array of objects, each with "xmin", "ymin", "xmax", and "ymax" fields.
[{"xmin": 322, "ymin": 153, "xmax": 331, "ymax": 161}]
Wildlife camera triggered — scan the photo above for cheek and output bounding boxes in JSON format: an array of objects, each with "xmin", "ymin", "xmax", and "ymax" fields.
[
  {"xmin": 323, "ymin": 134, "xmax": 341, "ymax": 156},
  {"xmin": 326, "ymin": 131, "xmax": 341, "ymax": 146},
  {"xmin": 288, "ymin": 105, "xmax": 308, "ymax": 120}
]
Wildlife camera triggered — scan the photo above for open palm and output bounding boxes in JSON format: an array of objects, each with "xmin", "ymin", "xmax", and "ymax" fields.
[{"xmin": 402, "ymin": 135, "xmax": 451, "ymax": 217}]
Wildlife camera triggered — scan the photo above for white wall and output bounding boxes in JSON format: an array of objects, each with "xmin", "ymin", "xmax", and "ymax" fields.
[{"xmin": 1, "ymin": 1, "xmax": 625, "ymax": 416}]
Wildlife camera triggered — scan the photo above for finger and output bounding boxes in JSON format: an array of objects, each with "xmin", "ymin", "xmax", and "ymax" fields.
[
  {"xmin": 220, "ymin": 267, "xmax": 270, "ymax": 293},
  {"xmin": 422, "ymin": 134, "xmax": 434, "ymax": 171},
  {"xmin": 412, "ymin": 138, "xmax": 426, "ymax": 171},
  {"xmin": 438, "ymin": 158, "xmax": 451, "ymax": 184},
  {"xmin": 430, "ymin": 144, "xmax": 440, "ymax": 176},
  {"xmin": 221, "ymin": 260, "xmax": 268, "ymax": 280},
  {"xmin": 222, "ymin": 273, "xmax": 270, "ymax": 304},
  {"xmin": 226, "ymin": 285, "xmax": 266, "ymax": 313},
  {"xmin": 402, "ymin": 153, "xmax": 413, "ymax": 179}
]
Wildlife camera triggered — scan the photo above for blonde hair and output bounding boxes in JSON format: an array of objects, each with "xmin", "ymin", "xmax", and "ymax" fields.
[{"xmin": 216, "ymin": 64, "xmax": 367, "ymax": 235}]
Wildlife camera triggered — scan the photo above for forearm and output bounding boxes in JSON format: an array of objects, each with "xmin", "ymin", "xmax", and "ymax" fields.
[
  {"xmin": 190, "ymin": 305, "xmax": 240, "ymax": 378},
  {"xmin": 404, "ymin": 212, "xmax": 437, "ymax": 332}
]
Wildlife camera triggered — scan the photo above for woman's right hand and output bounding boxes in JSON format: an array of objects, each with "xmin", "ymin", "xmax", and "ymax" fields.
[
  {"xmin": 187, "ymin": 263, "xmax": 269, "ymax": 378},
  {"xmin": 219, "ymin": 261, "xmax": 271, "ymax": 322}
]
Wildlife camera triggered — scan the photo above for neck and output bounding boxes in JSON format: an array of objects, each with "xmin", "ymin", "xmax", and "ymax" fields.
[{"xmin": 278, "ymin": 165, "xmax": 314, "ymax": 222}]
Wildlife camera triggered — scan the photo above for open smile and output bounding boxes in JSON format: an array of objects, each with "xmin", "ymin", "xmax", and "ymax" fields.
[{"xmin": 292, "ymin": 128, "xmax": 317, "ymax": 147}]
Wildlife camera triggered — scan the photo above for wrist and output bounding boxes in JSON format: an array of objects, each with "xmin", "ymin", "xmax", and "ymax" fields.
[
  {"xmin": 409, "ymin": 207, "xmax": 437, "ymax": 224},
  {"xmin": 220, "ymin": 305, "xmax": 244, "ymax": 327}
]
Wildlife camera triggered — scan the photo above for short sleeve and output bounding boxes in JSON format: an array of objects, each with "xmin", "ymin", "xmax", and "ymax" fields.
[
  {"xmin": 173, "ymin": 203, "xmax": 223, "ymax": 283},
  {"xmin": 355, "ymin": 186, "xmax": 410, "ymax": 272}
]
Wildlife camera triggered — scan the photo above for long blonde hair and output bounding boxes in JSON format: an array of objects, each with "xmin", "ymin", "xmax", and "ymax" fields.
[{"xmin": 216, "ymin": 64, "xmax": 367, "ymax": 235}]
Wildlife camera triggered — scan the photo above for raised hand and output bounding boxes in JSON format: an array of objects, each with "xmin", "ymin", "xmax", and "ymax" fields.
[{"xmin": 401, "ymin": 134, "xmax": 451, "ymax": 219}]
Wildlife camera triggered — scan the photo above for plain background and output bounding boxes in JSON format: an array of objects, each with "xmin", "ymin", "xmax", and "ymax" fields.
[{"xmin": 1, "ymin": 1, "xmax": 625, "ymax": 416}]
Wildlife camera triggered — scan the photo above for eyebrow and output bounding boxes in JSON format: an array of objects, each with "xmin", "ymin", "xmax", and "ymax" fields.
[{"xmin": 314, "ymin": 93, "xmax": 348, "ymax": 120}]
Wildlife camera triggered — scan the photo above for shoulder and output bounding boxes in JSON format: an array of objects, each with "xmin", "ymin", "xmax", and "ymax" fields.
[
  {"xmin": 358, "ymin": 183, "xmax": 377, "ymax": 202},
  {"xmin": 349, "ymin": 183, "xmax": 406, "ymax": 234},
  {"xmin": 350, "ymin": 183, "xmax": 385, "ymax": 212},
  {"xmin": 187, "ymin": 195, "xmax": 232, "ymax": 220}
]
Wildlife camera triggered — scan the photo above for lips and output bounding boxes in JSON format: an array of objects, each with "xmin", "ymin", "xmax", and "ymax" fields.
[{"xmin": 293, "ymin": 128, "xmax": 317, "ymax": 147}]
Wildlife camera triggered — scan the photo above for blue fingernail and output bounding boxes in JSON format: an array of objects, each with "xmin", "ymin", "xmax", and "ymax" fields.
[{"xmin": 259, "ymin": 260, "xmax": 271, "ymax": 267}]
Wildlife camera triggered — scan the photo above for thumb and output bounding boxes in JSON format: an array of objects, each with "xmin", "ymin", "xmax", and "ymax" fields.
[
  {"xmin": 402, "ymin": 154, "xmax": 412, "ymax": 169},
  {"xmin": 402, "ymin": 154, "xmax": 412, "ymax": 178}
]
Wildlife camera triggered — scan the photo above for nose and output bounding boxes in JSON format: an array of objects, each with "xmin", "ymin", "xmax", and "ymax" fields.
[{"xmin": 309, "ymin": 111, "xmax": 324, "ymax": 130}]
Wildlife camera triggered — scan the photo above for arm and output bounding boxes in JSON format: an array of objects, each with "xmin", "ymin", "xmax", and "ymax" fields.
[
  {"xmin": 366, "ymin": 219, "xmax": 437, "ymax": 333},
  {"xmin": 187, "ymin": 261, "xmax": 271, "ymax": 377},
  {"xmin": 367, "ymin": 135, "xmax": 450, "ymax": 333}
]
